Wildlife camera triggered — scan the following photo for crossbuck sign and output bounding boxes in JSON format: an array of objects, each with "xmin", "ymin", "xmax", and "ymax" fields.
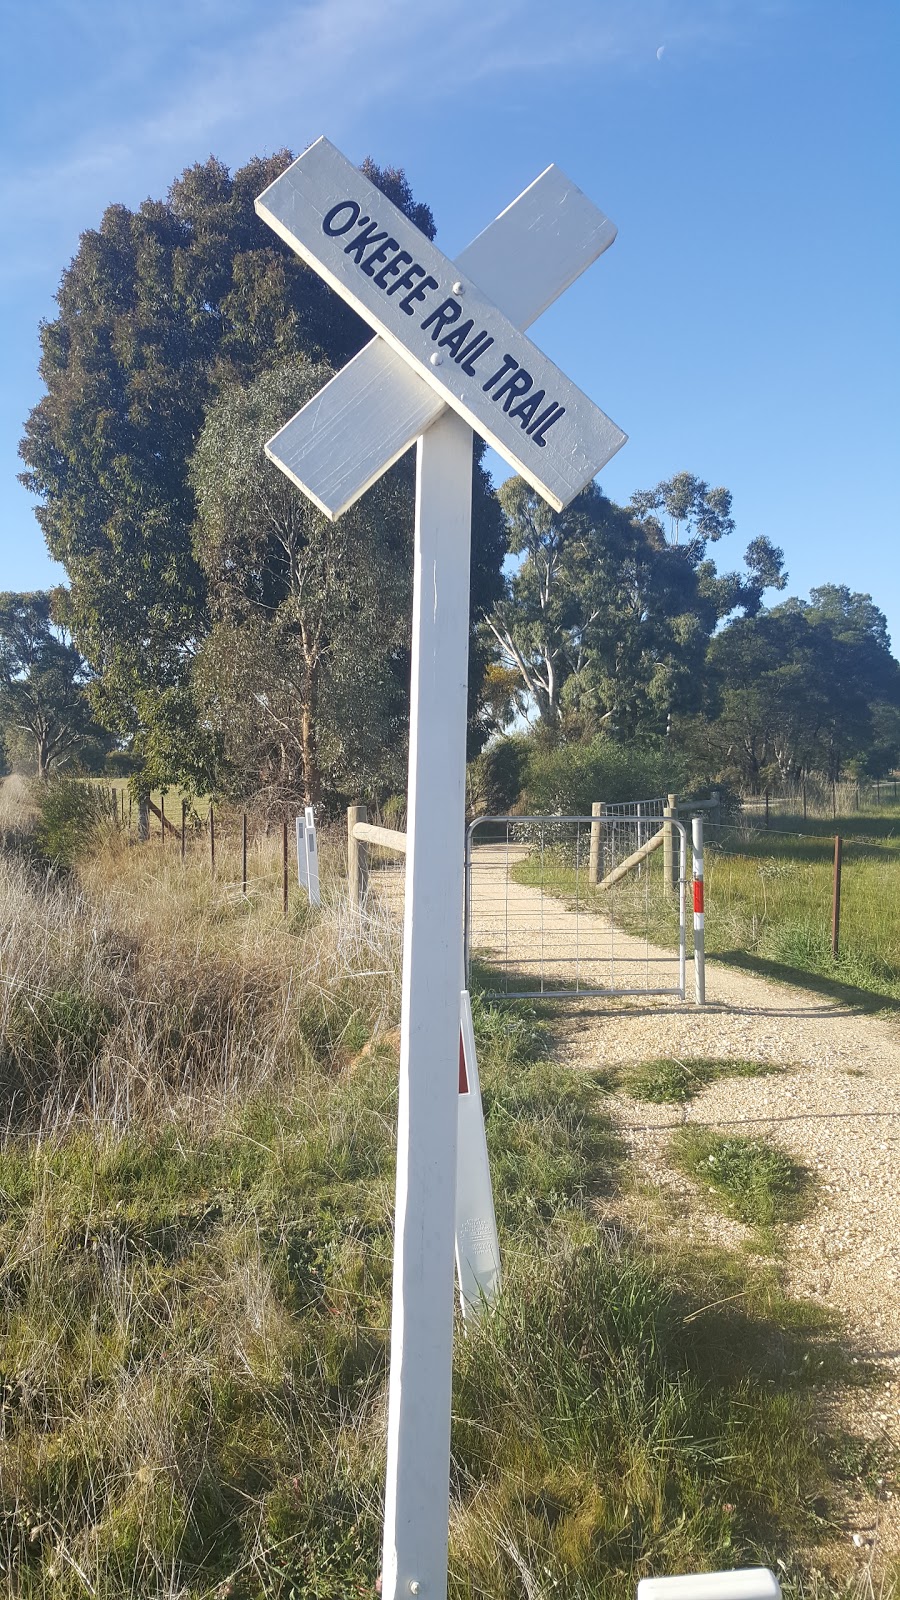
[{"xmin": 256, "ymin": 138, "xmax": 626, "ymax": 1600}]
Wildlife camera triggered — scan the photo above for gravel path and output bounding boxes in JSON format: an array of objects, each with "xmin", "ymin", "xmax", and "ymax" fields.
[{"xmin": 376, "ymin": 848, "xmax": 900, "ymax": 1559}]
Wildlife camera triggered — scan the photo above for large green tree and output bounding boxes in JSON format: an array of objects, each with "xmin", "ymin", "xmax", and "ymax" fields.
[
  {"xmin": 682, "ymin": 587, "xmax": 900, "ymax": 787},
  {"xmin": 488, "ymin": 476, "xmax": 785, "ymax": 736},
  {"xmin": 0, "ymin": 592, "xmax": 105, "ymax": 777},
  {"xmin": 19, "ymin": 152, "xmax": 505, "ymax": 799}
]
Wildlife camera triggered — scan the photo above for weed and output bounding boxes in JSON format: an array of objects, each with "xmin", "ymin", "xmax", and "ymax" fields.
[
  {"xmin": 672, "ymin": 1129, "xmax": 811, "ymax": 1229},
  {"xmin": 622, "ymin": 1057, "xmax": 778, "ymax": 1104}
]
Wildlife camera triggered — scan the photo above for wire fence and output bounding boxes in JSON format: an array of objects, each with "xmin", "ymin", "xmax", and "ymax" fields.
[{"xmin": 698, "ymin": 816, "xmax": 900, "ymax": 1003}]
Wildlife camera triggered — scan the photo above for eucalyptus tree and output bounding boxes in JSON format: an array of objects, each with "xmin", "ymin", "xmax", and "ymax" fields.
[
  {"xmin": 0, "ymin": 592, "xmax": 103, "ymax": 777},
  {"xmin": 191, "ymin": 357, "xmax": 503, "ymax": 807},
  {"xmin": 18, "ymin": 151, "xmax": 485, "ymax": 797}
]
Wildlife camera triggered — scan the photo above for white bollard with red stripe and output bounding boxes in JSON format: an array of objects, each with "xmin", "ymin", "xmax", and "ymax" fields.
[
  {"xmin": 455, "ymin": 991, "xmax": 501, "ymax": 1320},
  {"xmin": 692, "ymin": 814, "xmax": 706, "ymax": 1005}
]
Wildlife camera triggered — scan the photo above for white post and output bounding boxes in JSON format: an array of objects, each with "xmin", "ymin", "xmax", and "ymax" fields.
[
  {"xmin": 296, "ymin": 815, "xmax": 308, "ymax": 890},
  {"xmin": 304, "ymin": 805, "xmax": 321, "ymax": 906},
  {"xmin": 692, "ymin": 814, "xmax": 706, "ymax": 1005},
  {"xmin": 381, "ymin": 410, "xmax": 473, "ymax": 1600}
]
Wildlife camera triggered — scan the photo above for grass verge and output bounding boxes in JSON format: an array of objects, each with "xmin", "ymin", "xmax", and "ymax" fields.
[{"xmin": 0, "ymin": 802, "xmax": 890, "ymax": 1597}]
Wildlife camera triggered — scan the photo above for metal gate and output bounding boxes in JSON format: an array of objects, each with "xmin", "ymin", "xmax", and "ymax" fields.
[{"xmin": 465, "ymin": 812, "xmax": 689, "ymax": 999}]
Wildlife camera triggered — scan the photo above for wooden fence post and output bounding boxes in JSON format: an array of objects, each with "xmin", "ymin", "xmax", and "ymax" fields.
[
  {"xmin": 663, "ymin": 793, "xmax": 678, "ymax": 898},
  {"xmin": 160, "ymin": 794, "xmax": 165, "ymax": 842},
  {"xmin": 832, "ymin": 835, "xmax": 843, "ymax": 959},
  {"xmin": 282, "ymin": 819, "xmax": 289, "ymax": 916},
  {"xmin": 181, "ymin": 800, "xmax": 187, "ymax": 862},
  {"xmin": 588, "ymin": 801, "xmax": 605, "ymax": 886},
  {"xmin": 764, "ymin": 789, "xmax": 770, "ymax": 829},
  {"xmin": 137, "ymin": 792, "xmax": 149, "ymax": 842},
  {"xmin": 242, "ymin": 813, "xmax": 248, "ymax": 897},
  {"xmin": 348, "ymin": 804, "xmax": 369, "ymax": 909},
  {"xmin": 210, "ymin": 805, "xmax": 215, "ymax": 874}
]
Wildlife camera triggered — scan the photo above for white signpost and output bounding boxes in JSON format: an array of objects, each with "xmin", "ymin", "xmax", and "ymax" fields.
[
  {"xmin": 256, "ymin": 138, "xmax": 625, "ymax": 1600},
  {"xmin": 295, "ymin": 809, "xmax": 321, "ymax": 906}
]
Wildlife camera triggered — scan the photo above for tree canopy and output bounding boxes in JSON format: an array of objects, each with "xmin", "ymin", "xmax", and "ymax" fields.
[
  {"xmin": 17, "ymin": 151, "xmax": 506, "ymax": 803},
  {"xmin": 488, "ymin": 475, "xmax": 787, "ymax": 739},
  {"xmin": 0, "ymin": 592, "xmax": 106, "ymax": 777}
]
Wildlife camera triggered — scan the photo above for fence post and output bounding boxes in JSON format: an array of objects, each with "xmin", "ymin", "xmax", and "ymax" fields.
[
  {"xmin": 348, "ymin": 804, "xmax": 369, "ymax": 909},
  {"xmin": 137, "ymin": 792, "xmax": 149, "ymax": 842},
  {"xmin": 692, "ymin": 815, "xmax": 706, "ymax": 1005},
  {"xmin": 210, "ymin": 804, "xmax": 215, "ymax": 874},
  {"xmin": 160, "ymin": 794, "xmax": 165, "ymax": 843},
  {"xmin": 242, "ymin": 813, "xmax": 248, "ymax": 898},
  {"xmin": 832, "ymin": 834, "xmax": 843, "ymax": 959},
  {"xmin": 181, "ymin": 800, "xmax": 187, "ymax": 862},
  {"xmin": 588, "ymin": 801, "xmax": 605, "ymax": 886},
  {"xmin": 710, "ymin": 789, "xmax": 721, "ymax": 830},
  {"xmin": 764, "ymin": 789, "xmax": 770, "ymax": 829},
  {"xmin": 282, "ymin": 819, "xmax": 289, "ymax": 916},
  {"xmin": 663, "ymin": 793, "xmax": 678, "ymax": 898}
]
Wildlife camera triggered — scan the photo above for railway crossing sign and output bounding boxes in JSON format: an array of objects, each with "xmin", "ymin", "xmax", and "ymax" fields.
[{"xmin": 256, "ymin": 138, "xmax": 625, "ymax": 1600}]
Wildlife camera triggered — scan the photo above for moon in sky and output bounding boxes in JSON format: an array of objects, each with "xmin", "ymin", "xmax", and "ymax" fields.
[{"xmin": 657, "ymin": 45, "xmax": 665, "ymax": 59}]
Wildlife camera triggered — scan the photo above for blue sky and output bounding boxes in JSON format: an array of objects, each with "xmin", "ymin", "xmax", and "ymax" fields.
[{"xmin": 2, "ymin": 0, "xmax": 898, "ymax": 642}]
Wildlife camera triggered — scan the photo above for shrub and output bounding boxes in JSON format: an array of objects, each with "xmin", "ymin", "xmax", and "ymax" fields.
[
  {"xmin": 32, "ymin": 777, "xmax": 116, "ymax": 868},
  {"xmin": 520, "ymin": 736, "xmax": 689, "ymax": 814},
  {"xmin": 467, "ymin": 735, "xmax": 530, "ymax": 815}
]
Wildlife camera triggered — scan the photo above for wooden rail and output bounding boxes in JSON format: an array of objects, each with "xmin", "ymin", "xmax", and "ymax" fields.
[
  {"xmin": 596, "ymin": 823, "xmax": 665, "ymax": 891},
  {"xmin": 352, "ymin": 821, "xmax": 408, "ymax": 853},
  {"xmin": 347, "ymin": 807, "xmax": 408, "ymax": 908}
]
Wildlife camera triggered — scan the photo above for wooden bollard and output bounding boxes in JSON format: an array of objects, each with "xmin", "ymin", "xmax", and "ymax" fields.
[
  {"xmin": 347, "ymin": 804, "xmax": 369, "ymax": 909},
  {"xmin": 588, "ymin": 801, "xmax": 605, "ymax": 886},
  {"xmin": 663, "ymin": 793, "xmax": 678, "ymax": 898}
]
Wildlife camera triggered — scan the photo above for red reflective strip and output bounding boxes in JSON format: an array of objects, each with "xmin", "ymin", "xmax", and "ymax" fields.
[
  {"xmin": 693, "ymin": 880, "xmax": 704, "ymax": 914},
  {"xmin": 459, "ymin": 1031, "xmax": 469, "ymax": 1094}
]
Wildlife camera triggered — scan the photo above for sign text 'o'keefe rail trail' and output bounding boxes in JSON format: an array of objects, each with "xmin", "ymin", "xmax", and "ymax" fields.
[
  {"xmin": 256, "ymin": 135, "xmax": 625, "ymax": 1600},
  {"xmin": 256, "ymin": 137, "xmax": 626, "ymax": 515}
]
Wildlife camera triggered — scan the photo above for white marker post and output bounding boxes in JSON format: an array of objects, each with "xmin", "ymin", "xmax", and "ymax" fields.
[
  {"xmin": 255, "ymin": 138, "xmax": 625, "ymax": 1600},
  {"xmin": 304, "ymin": 805, "xmax": 321, "ymax": 906},
  {"xmin": 295, "ymin": 815, "xmax": 308, "ymax": 890}
]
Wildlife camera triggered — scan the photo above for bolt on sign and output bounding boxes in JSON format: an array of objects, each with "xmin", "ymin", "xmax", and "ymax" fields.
[{"xmin": 256, "ymin": 137, "xmax": 625, "ymax": 1600}]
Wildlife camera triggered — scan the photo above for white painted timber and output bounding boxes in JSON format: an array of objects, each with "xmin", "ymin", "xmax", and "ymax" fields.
[
  {"xmin": 381, "ymin": 410, "xmax": 473, "ymax": 1600},
  {"xmin": 264, "ymin": 162, "xmax": 621, "ymax": 519},
  {"xmin": 304, "ymin": 805, "xmax": 321, "ymax": 907},
  {"xmin": 638, "ymin": 1570, "xmax": 781, "ymax": 1600},
  {"xmin": 295, "ymin": 815, "xmax": 308, "ymax": 890},
  {"xmin": 455, "ymin": 990, "xmax": 501, "ymax": 1320},
  {"xmin": 255, "ymin": 137, "xmax": 626, "ymax": 512}
]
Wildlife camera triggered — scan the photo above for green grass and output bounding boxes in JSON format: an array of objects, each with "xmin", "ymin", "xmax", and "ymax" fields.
[
  {"xmin": 672, "ymin": 1129, "xmax": 811, "ymax": 1231},
  {"xmin": 0, "ymin": 823, "xmax": 894, "ymax": 1598},
  {"xmin": 509, "ymin": 805, "xmax": 900, "ymax": 1008},
  {"xmin": 617, "ymin": 1056, "xmax": 779, "ymax": 1104}
]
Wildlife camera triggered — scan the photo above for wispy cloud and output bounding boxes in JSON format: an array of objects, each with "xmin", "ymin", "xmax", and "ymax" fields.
[{"xmin": 0, "ymin": 0, "xmax": 784, "ymax": 290}]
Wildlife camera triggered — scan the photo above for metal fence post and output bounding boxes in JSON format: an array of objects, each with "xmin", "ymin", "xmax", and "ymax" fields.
[
  {"xmin": 692, "ymin": 814, "xmax": 706, "ymax": 1005},
  {"xmin": 242, "ymin": 813, "xmax": 248, "ymax": 898},
  {"xmin": 348, "ymin": 804, "xmax": 369, "ymax": 909},
  {"xmin": 588, "ymin": 801, "xmax": 605, "ymax": 886},
  {"xmin": 209, "ymin": 804, "xmax": 215, "ymax": 874},
  {"xmin": 282, "ymin": 819, "xmax": 289, "ymax": 916},
  {"xmin": 663, "ymin": 793, "xmax": 678, "ymax": 898},
  {"xmin": 832, "ymin": 834, "xmax": 843, "ymax": 959}
]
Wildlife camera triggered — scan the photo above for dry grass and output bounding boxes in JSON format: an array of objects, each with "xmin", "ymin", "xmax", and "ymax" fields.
[{"xmin": 1, "ymin": 781, "xmax": 896, "ymax": 1598}]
